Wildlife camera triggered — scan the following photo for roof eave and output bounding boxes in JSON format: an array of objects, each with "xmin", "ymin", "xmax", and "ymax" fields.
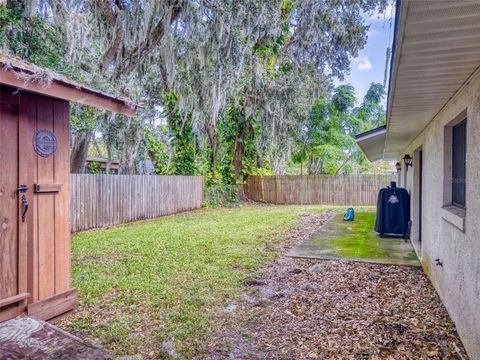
[
  {"xmin": 0, "ymin": 61, "xmax": 137, "ymax": 117},
  {"xmin": 355, "ymin": 125, "xmax": 388, "ymax": 162},
  {"xmin": 355, "ymin": 125, "xmax": 387, "ymax": 141},
  {"xmin": 384, "ymin": 0, "xmax": 408, "ymax": 160}
]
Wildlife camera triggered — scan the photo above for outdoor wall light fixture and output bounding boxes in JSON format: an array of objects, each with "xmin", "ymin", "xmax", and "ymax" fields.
[
  {"xmin": 403, "ymin": 154, "xmax": 413, "ymax": 168},
  {"xmin": 395, "ymin": 162, "xmax": 402, "ymax": 172}
]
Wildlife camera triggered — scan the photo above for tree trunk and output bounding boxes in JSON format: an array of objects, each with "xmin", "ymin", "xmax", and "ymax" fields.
[
  {"xmin": 119, "ymin": 135, "xmax": 140, "ymax": 175},
  {"xmin": 204, "ymin": 121, "xmax": 218, "ymax": 176},
  {"xmin": 233, "ymin": 141, "xmax": 246, "ymax": 200},
  {"xmin": 120, "ymin": 146, "xmax": 137, "ymax": 174},
  {"xmin": 105, "ymin": 144, "xmax": 113, "ymax": 174},
  {"xmin": 147, "ymin": 148, "xmax": 157, "ymax": 172},
  {"xmin": 70, "ymin": 130, "xmax": 93, "ymax": 173},
  {"xmin": 335, "ymin": 153, "xmax": 354, "ymax": 175},
  {"xmin": 256, "ymin": 152, "xmax": 264, "ymax": 169},
  {"xmin": 232, "ymin": 116, "xmax": 254, "ymax": 201},
  {"xmin": 308, "ymin": 158, "xmax": 322, "ymax": 175}
]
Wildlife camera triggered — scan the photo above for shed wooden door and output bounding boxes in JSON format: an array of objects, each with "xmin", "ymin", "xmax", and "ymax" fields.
[
  {"xmin": 0, "ymin": 90, "xmax": 73, "ymax": 322},
  {"xmin": 0, "ymin": 91, "xmax": 28, "ymax": 319},
  {"xmin": 21, "ymin": 93, "xmax": 74, "ymax": 320}
]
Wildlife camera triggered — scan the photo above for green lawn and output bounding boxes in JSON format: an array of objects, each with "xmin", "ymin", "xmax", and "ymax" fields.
[{"xmin": 63, "ymin": 205, "xmax": 347, "ymax": 358}]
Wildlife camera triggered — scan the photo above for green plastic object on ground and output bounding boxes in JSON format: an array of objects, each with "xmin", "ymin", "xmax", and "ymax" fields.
[{"xmin": 343, "ymin": 207, "xmax": 355, "ymax": 221}]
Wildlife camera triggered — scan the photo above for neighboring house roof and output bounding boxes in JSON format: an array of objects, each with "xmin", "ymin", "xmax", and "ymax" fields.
[
  {"xmin": 86, "ymin": 157, "xmax": 120, "ymax": 164},
  {"xmin": 0, "ymin": 56, "xmax": 137, "ymax": 117},
  {"xmin": 357, "ymin": 0, "xmax": 480, "ymax": 160}
]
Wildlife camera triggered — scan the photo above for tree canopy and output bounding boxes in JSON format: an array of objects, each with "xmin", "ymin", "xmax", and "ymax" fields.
[
  {"xmin": 292, "ymin": 83, "xmax": 387, "ymax": 175},
  {"xmin": 0, "ymin": 0, "xmax": 392, "ymax": 191}
]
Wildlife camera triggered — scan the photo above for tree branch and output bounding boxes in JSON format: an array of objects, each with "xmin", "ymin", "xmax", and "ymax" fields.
[{"xmin": 115, "ymin": 3, "xmax": 183, "ymax": 78}]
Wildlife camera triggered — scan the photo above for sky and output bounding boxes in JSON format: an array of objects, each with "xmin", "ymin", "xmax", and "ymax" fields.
[{"xmin": 335, "ymin": 5, "xmax": 396, "ymax": 105}]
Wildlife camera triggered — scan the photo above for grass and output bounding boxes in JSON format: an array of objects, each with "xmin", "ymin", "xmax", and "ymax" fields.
[{"xmin": 63, "ymin": 205, "xmax": 345, "ymax": 358}]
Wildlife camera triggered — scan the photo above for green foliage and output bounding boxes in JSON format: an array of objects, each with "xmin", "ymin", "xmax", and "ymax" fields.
[
  {"xmin": 144, "ymin": 129, "xmax": 170, "ymax": 175},
  {"xmin": 1, "ymin": 0, "xmax": 391, "ymax": 187},
  {"xmin": 249, "ymin": 167, "xmax": 274, "ymax": 176},
  {"xmin": 292, "ymin": 83, "xmax": 387, "ymax": 175},
  {"xmin": 0, "ymin": 4, "xmax": 78, "ymax": 79},
  {"xmin": 170, "ymin": 126, "xmax": 196, "ymax": 175},
  {"xmin": 218, "ymin": 103, "xmax": 257, "ymax": 184},
  {"xmin": 163, "ymin": 92, "xmax": 197, "ymax": 176},
  {"xmin": 203, "ymin": 184, "xmax": 238, "ymax": 208},
  {"xmin": 71, "ymin": 105, "xmax": 102, "ymax": 134},
  {"xmin": 354, "ymin": 82, "xmax": 387, "ymax": 128},
  {"xmin": 281, "ymin": 0, "xmax": 295, "ymax": 20},
  {"xmin": 358, "ymin": 158, "xmax": 392, "ymax": 174},
  {"xmin": 87, "ymin": 161, "xmax": 102, "ymax": 174},
  {"xmin": 332, "ymin": 85, "xmax": 356, "ymax": 115}
]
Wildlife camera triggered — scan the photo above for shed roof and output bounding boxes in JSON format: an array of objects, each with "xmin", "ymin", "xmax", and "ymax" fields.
[
  {"xmin": 357, "ymin": 0, "xmax": 480, "ymax": 160},
  {"xmin": 0, "ymin": 57, "xmax": 137, "ymax": 117}
]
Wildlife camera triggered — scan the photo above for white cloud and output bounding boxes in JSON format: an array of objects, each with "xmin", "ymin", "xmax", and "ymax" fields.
[
  {"xmin": 355, "ymin": 56, "xmax": 373, "ymax": 71},
  {"xmin": 367, "ymin": 27, "xmax": 377, "ymax": 38}
]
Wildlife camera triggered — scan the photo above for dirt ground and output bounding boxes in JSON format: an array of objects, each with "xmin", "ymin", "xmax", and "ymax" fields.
[{"xmin": 203, "ymin": 212, "xmax": 469, "ymax": 360}]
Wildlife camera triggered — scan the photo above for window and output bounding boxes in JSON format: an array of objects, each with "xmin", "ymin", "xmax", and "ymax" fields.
[{"xmin": 452, "ymin": 119, "xmax": 466, "ymax": 208}]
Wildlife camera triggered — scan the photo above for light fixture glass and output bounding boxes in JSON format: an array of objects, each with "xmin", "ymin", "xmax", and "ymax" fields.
[{"xmin": 403, "ymin": 154, "xmax": 413, "ymax": 167}]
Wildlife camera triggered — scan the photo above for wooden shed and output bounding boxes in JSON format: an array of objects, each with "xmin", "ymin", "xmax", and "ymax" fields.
[{"xmin": 0, "ymin": 58, "xmax": 136, "ymax": 322}]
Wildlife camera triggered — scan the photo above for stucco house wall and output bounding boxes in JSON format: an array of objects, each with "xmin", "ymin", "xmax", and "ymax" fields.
[{"xmin": 398, "ymin": 69, "xmax": 480, "ymax": 358}]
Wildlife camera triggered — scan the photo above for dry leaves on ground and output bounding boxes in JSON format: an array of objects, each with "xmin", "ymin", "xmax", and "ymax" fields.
[{"xmin": 204, "ymin": 212, "xmax": 468, "ymax": 360}]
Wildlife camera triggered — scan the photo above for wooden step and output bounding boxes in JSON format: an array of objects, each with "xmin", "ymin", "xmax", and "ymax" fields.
[
  {"xmin": 0, "ymin": 293, "xmax": 29, "ymax": 309},
  {"xmin": 27, "ymin": 289, "xmax": 76, "ymax": 321}
]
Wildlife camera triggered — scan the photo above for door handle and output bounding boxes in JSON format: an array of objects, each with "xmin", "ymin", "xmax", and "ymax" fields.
[
  {"xmin": 21, "ymin": 195, "xmax": 28, "ymax": 222},
  {"xmin": 17, "ymin": 185, "xmax": 29, "ymax": 223}
]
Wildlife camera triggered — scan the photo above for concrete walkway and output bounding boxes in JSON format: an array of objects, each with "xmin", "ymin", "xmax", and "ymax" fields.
[
  {"xmin": 288, "ymin": 212, "xmax": 420, "ymax": 266},
  {"xmin": 0, "ymin": 317, "xmax": 108, "ymax": 359}
]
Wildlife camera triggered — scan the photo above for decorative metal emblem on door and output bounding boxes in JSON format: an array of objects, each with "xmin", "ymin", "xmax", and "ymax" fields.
[{"xmin": 33, "ymin": 129, "xmax": 57, "ymax": 157}]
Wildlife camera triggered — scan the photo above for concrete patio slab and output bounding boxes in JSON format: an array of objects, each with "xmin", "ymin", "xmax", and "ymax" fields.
[
  {"xmin": 288, "ymin": 212, "xmax": 420, "ymax": 266},
  {"xmin": 0, "ymin": 316, "xmax": 108, "ymax": 359}
]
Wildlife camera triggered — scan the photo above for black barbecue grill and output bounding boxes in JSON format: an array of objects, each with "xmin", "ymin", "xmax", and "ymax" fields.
[{"xmin": 375, "ymin": 182, "xmax": 410, "ymax": 239}]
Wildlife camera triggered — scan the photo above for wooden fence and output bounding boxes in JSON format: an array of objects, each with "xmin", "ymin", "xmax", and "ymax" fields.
[
  {"xmin": 70, "ymin": 174, "xmax": 204, "ymax": 232},
  {"xmin": 245, "ymin": 174, "xmax": 396, "ymax": 206}
]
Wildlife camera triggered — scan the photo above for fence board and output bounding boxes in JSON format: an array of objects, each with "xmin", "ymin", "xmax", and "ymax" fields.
[
  {"xmin": 245, "ymin": 174, "xmax": 396, "ymax": 206},
  {"xmin": 70, "ymin": 174, "xmax": 204, "ymax": 233}
]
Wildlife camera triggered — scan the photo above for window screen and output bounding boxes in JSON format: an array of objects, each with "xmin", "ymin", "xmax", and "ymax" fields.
[{"xmin": 452, "ymin": 119, "xmax": 466, "ymax": 208}]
